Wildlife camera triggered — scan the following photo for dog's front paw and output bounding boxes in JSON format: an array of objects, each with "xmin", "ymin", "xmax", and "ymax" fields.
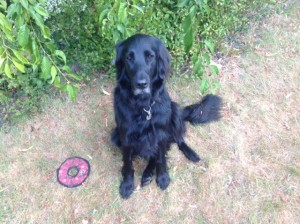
[
  {"xmin": 156, "ymin": 172, "xmax": 170, "ymax": 190},
  {"xmin": 141, "ymin": 172, "xmax": 153, "ymax": 187},
  {"xmin": 120, "ymin": 179, "xmax": 134, "ymax": 199}
]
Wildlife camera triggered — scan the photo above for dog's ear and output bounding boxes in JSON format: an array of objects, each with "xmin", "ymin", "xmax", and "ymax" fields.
[
  {"xmin": 156, "ymin": 39, "xmax": 171, "ymax": 80},
  {"xmin": 114, "ymin": 41, "xmax": 125, "ymax": 80}
]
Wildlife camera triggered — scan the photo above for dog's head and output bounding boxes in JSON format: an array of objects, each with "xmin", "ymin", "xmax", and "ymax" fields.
[{"xmin": 115, "ymin": 34, "xmax": 171, "ymax": 96}]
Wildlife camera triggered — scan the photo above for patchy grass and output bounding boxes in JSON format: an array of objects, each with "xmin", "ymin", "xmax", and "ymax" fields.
[{"xmin": 1, "ymin": 1, "xmax": 300, "ymax": 223}]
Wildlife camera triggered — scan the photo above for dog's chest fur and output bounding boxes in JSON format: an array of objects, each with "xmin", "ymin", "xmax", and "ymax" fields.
[{"xmin": 116, "ymin": 89, "xmax": 172, "ymax": 158}]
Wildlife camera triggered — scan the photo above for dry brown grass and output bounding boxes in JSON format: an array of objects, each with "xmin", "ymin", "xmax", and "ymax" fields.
[{"xmin": 1, "ymin": 2, "xmax": 300, "ymax": 223}]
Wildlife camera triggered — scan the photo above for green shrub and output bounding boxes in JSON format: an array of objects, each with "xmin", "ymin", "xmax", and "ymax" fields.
[
  {"xmin": 1, "ymin": 0, "xmax": 279, "ymax": 124},
  {"xmin": 47, "ymin": 0, "xmax": 274, "ymax": 88}
]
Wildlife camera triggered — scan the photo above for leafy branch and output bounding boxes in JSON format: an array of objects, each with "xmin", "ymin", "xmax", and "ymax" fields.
[
  {"xmin": 0, "ymin": 0, "xmax": 81, "ymax": 101},
  {"xmin": 179, "ymin": 0, "xmax": 221, "ymax": 94}
]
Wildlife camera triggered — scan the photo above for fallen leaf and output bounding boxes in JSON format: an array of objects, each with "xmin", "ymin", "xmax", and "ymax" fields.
[
  {"xmin": 19, "ymin": 146, "xmax": 33, "ymax": 152},
  {"xmin": 101, "ymin": 88, "xmax": 110, "ymax": 96}
]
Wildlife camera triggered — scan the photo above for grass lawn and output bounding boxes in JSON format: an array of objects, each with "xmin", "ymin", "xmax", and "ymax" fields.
[{"xmin": 1, "ymin": 1, "xmax": 300, "ymax": 223}]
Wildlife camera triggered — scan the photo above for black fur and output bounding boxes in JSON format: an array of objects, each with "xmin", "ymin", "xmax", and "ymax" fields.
[{"xmin": 111, "ymin": 34, "xmax": 222, "ymax": 199}]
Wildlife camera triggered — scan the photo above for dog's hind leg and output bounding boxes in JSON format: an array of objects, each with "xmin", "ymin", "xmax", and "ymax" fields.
[
  {"xmin": 177, "ymin": 138, "xmax": 201, "ymax": 162},
  {"xmin": 141, "ymin": 158, "xmax": 156, "ymax": 187},
  {"xmin": 169, "ymin": 102, "xmax": 200, "ymax": 162}
]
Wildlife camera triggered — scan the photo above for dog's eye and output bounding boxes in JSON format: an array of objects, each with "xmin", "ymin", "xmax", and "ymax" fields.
[
  {"xmin": 145, "ymin": 51, "xmax": 154, "ymax": 60},
  {"xmin": 126, "ymin": 52, "xmax": 134, "ymax": 62}
]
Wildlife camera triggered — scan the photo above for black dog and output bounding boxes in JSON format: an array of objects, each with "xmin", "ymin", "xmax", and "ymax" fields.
[{"xmin": 111, "ymin": 34, "xmax": 222, "ymax": 199}]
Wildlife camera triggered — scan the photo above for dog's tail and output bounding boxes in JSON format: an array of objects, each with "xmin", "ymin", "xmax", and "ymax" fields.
[{"xmin": 182, "ymin": 94, "xmax": 222, "ymax": 124}]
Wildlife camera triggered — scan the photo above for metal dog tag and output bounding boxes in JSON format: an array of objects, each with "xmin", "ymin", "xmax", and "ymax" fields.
[{"xmin": 143, "ymin": 107, "xmax": 152, "ymax": 120}]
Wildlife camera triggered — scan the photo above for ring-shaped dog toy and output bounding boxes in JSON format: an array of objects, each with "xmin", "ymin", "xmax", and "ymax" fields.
[{"xmin": 57, "ymin": 157, "xmax": 90, "ymax": 188}]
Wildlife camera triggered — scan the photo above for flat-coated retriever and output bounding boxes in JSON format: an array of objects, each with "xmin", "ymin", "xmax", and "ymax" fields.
[{"xmin": 111, "ymin": 34, "xmax": 222, "ymax": 199}]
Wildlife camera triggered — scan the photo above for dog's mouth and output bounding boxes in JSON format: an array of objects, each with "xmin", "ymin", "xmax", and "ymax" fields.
[{"xmin": 133, "ymin": 87, "xmax": 151, "ymax": 96}]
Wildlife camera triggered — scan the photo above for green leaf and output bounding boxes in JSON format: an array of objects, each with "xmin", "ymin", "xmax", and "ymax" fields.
[
  {"xmin": 20, "ymin": 0, "xmax": 29, "ymax": 10},
  {"xmin": 29, "ymin": 6, "xmax": 44, "ymax": 28},
  {"xmin": 203, "ymin": 53, "xmax": 210, "ymax": 64},
  {"xmin": 189, "ymin": 5, "xmax": 196, "ymax": 18},
  {"xmin": 55, "ymin": 50, "xmax": 66, "ymax": 64},
  {"xmin": 117, "ymin": 24, "xmax": 125, "ymax": 34},
  {"xmin": 22, "ymin": 10, "xmax": 30, "ymax": 23},
  {"xmin": 98, "ymin": 8, "xmax": 109, "ymax": 24},
  {"xmin": 32, "ymin": 39, "xmax": 41, "ymax": 64},
  {"xmin": 12, "ymin": 49, "xmax": 30, "ymax": 64},
  {"xmin": 0, "ymin": 13, "xmax": 13, "ymax": 31},
  {"xmin": 67, "ymin": 73, "xmax": 82, "ymax": 81},
  {"xmin": 200, "ymin": 79, "xmax": 209, "ymax": 94},
  {"xmin": 118, "ymin": 2, "xmax": 127, "ymax": 23},
  {"xmin": 15, "ymin": 14, "xmax": 25, "ymax": 28},
  {"xmin": 34, "ymin": 5, "xmax": 48, "ymax": 17},
  {"xmin": 191, "ymin": 53, "xmax": 198, "ymax": 64},
  {"xmin": 0, "ymin": 0, "xmax": 7, "ymax": 10},
  {"xmin": 54, "ymin": 76, "xmax": 62, "ymax": 88},
  {"xmin": 45, "ymin": 42, "xmax": 55, "ymax": 53},
  {"xmin": 193, "ymin": 59, "xmax": 203, "ymax": 77},
  {"xmin": 66, "ymin": 84, "xmax": 77, "ymax": 101},
  {"xmin": 62, "ymin": 65, "xmax": 71, "ymax": 73},
  {"xmin": 17, "ymin": 24, "xmax": 30, "ymax": 47},
  {"xmin": 41, "ymin": 56, "xmax": 51, "ymax": 80},
  {"xmin": 12, "ymin": 58, "xmax": 26, "ymax": 72},
  {"xmin": 195, "ymin": 0, "xmax": 208, "ymax": 8},
  {"xmin": 6, "ymin": 3, "xmax": 18, "ymax": 18},
  {"xmin": 213, "ymin": 81, "xmax": 221, "ymax": 89},
  {"xmin": 72, "ymin": 83, "xmax": 80, "ymax": 89},
  {"xmin": 27, "ymin": 15, "xmax": 49, "ymax": 40},
  {"xmin": 41, "ymin": 25, "xmax": 51, "ymax": 39},
  {"xmin": 112, "ymin": 30, "xmax": 121, "ymax": 43},
  {"xmin": 210, "ymin": 65, "xmax": 219, "ymax": 75},
  {"xmin": 183, "ymin": 15, "xmax": 194, "ymax": 53},
  {"xmin": 204, "ymin": 40, "xmax": 215, "ymax": 53},
  {"xmin": 1, "ymin": 26, "xmax": 14, "ymax": 42},
  {"xmin": 132, "ymin": 4, "xmax": 143, "ymax": 14},
  {"xmin": 4, "ymin": 61, "xmax": 13, "ymax": 78},
  {"xmin": 50, "ymin": 65, "xmax": 57, "ymax": 84},
  {"xmin": 114, "ymin": 0, "xmax": 121, "ymax": 14},
  {"xmin": 0, "ymin": 58, "xmax": 5, "ymax": 68},
  {"xmin": 177, "ymin": 0, "xmax": 190, "ymax": 7}
]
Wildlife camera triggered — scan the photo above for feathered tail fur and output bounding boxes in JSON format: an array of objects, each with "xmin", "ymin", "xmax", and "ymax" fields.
[{"xmin": 182, "ymin": 94, "xmax": 222, "ymax": 124}]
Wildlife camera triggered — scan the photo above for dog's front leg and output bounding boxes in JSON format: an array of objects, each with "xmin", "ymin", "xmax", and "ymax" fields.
[
  {"xmin": 156, "ymin": 146, "xmax": 170, "ymax": 190},
  {"xmin": 120, "ymin": 147, "xmax": 134, "ymax": 199}
]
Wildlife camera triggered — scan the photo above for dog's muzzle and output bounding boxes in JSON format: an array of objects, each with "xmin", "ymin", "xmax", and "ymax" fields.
[{"xmin": 133, "ymin": 78, "xmax": 150, "ymax": 95}]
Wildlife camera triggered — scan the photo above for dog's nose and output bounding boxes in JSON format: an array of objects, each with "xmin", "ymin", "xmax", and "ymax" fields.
[{"xmin": 136, "ymin": 79, "xmax": 148, "ymax": 89}]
